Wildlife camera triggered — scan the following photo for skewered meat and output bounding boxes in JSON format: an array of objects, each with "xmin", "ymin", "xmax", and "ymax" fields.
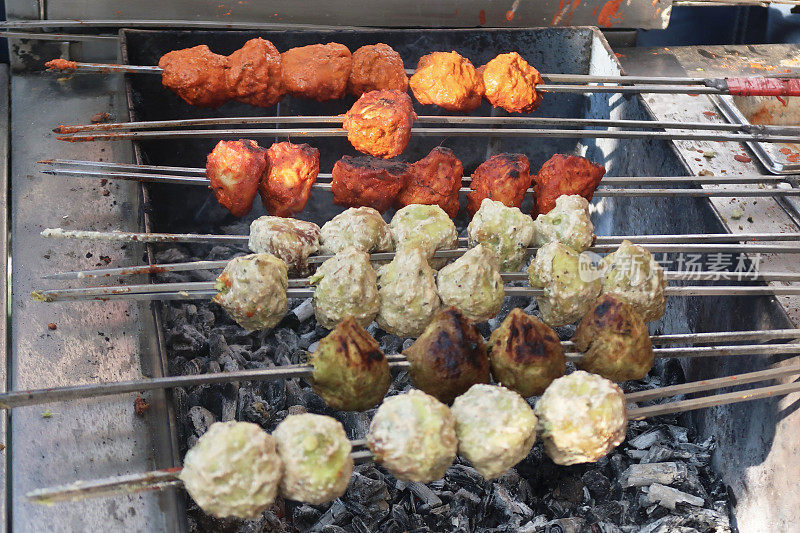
[
  {"xmin": 396, "ymin": 147, "xmax": 462, "ymax": 217},
  {"xmin": 600, "ymin": 240, "xmax": 666, "ymax": 322},
  {"xmin": 280, "ymin": 43, "xmax": 352, "ymax": 101},
  {"xmin": 528, "ymin": 242, "xmax": 601, "ymax": 326},
  {"xmin": 532, "ymin": 154, "xmax": 606, "ymax": 216},
  {"xmin": 348, "ymin": 43, "xmax": 410, "ymax": 96},
  {"xmin": 410, "ymin": 51, "xmax": 484, "ymax": 112},
  {"xmin": 534, "ymin": 371, "xmax": 627, "ymax": 465},
  {"xmin": 273, "ymin": 414, "xmax": 353, "ymax": 505},
  {"xmin": 259, "ymin": 142, "xmax": 320, "ymax": 218},
  {"xmin": 466, "ymin": 153, "xmax": 533, "ymax": 216},
  {"xmin": 206, "ymin": 139, "xmax": 267, "ymax": 217},
  {"xmin": 481, "ymin": 52, "xmax": 544, "ymax": 113},
  {"xmin": 308, "ymin": 316, "xmax": 391, "ymax": 411},
  {"xmin": 213, "ymin": 253, "xmax": 288, "ymax": 332},
  {"xmin": 225, "ymin": 38, "xmax": 284, "ymax": 108},
  {"xmin": 573, "ymin": 295, "xmax": 655, "ymax": 381},
  {"xmin": 437, "ymin": 244, "xmax": 505, "ymax": 323},
  {"xmin": 451, "ymin": 384, "xmax": 537, "ymax": 480},
  {"xmin": 377, "ymin": 247, "xmax": 441, "ymax": 337},
  {"xmin": 367, "ymin": 389, "xmax": 458, "ymax": 483},
  {"xmin": 403, "ymin": 307, "xmax": 490, "ymax": 404},
  {"xmin": 158, "ymin": 45, "xmax": 230, "ymax": 108},
  {"xmin": 248, "ymin": 216, "xmax": 320, "ymax": 275},
  {"xmin": 488, "ymin": 308, "xmax": 566, "ymax": 397},
  {"xmin": 309, "ymin": 247, "xmax": 380, "ymax": 329},
  {"xmin": 532, "ymin": 194, "xmax": 594, "ymax": 252},
  {"xmin": 331, "ymin": 156, "xmax": 412, "ymax": 212},
  {"xmin": 343, "ymin": 90, "xmax": 417, "ymax": 158},
  {"xmin": 319, "ymin": 207, "xmax": 393, "ymax": 255},
  {"xmin": 467, "ymin": 199, "xmax": 535, "ymax": 271},
  {"xmin": 179, "ymin": 421, "xmax": 281, "ymax": 519},
  {"xmin": 389, "ymin": 204, "xmax": 458, "ymax": 269}
]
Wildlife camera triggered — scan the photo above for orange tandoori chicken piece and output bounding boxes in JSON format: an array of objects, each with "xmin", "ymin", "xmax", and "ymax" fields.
[
  {"xmin": 343, "ymin": 90, "xmax": 417, "ymax": 159},
  {"xmin": 259, "ymin": 142, "xmax": 320, "ymax": 217},
  {"xmin": 331, "ymin": 156, "xmax": 412, "ymax": 213},
  {"xmin": 481, "ymin": 52, "xmax": 543, "ymax": 114},
  {"xmin": 396, "ymin": 147, "xmax": 463, "ymax": 217},
  {"xmin": 532, "ymin": 154, "xmax": 606, "ymax": 216},
  {"xmin": 466, "ymin": 153, "xmax": 532, "ymax": 216},
  {"xmin": 225, "ymin": 38, "xmax": 284, "ymax": 108},
  {"xmin": 410, "ymin": 52, "xmax": 484, "ymax": 112},
  {"xmin": 206, "ymin": 139, "xmax": 268, "ymax": 217},
  {"xmin": 280, "ymin": 43, "xmax": 352, "ymax": 101},
  {"xmin": 158, "ymin": 45, "xmax": 230, "ymax": 108},
  {"xmin": 348, "ymin": 43, "xmax": 409, "ymax": 96}
]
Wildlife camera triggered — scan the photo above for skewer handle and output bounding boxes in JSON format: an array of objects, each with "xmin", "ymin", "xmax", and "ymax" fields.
[{"xmin": 724, "ymin": 77, "xmax": 800, "ymax": 97}]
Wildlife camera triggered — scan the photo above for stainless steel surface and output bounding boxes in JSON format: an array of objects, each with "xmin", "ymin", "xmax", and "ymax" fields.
[
  {"xmin": 0, "ymin": 63, "xmax": 9, "ymax": 533},
  {"xmin": 4, "ymin": 2, "xmax": 674, "ymax": 30},
  {"xmin": 9, "ymin": 74, "xmax": 181, "ymax": 531}
]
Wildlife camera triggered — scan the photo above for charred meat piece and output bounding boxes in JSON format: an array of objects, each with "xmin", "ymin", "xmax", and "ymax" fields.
[
  {"xmin": 482, "ymin": 52, "xmax": 544, "ymax": 113},
  {"xmin": 343, "ymin": 90, "xmax": 417, "ymax": 158},
  {"xmin": 466, "ymin": 153, "xmax": 532, "ymax": 216},
  {"xmin": 259, "ymin": 142, "xmax": 320, "ymax": 217},
  {"xmin": 225, "ymin": 38, "xmax": 284, "ymax": 108},
  {"xmin": 206, "ymin": 139, "xmax": 267, "ymax": 217},
  {"xmin": 403, "ymin": 306, "xmax": 491, "ymax": 404},
  {"xmin": 331, "ymin": 156, "xmax": 411, "ymax": 213},
  {"xmin": 396, "ymin": 146, "xmax": 463, "ymax": 217},
  {"xmin": 158, "ymin": 45, "xmax": 230, "ymax": 108},
  {"xmin": 573, "ymin": 295, "xmax": 654, "ymax": 382},
  {"xmin": 348, "ymin": 43, "xmax": 409, "ymax": 96},
  {"xmin": 410, "ymin": 51, "xmax": 484, "ymax": 112},
  {"xmin": 280, "ymin": 43, "xmax": 352, "ymax": 101},
  {"xmin": 532, "ymin": 154, "xmax": 606, "ymax": 216}
]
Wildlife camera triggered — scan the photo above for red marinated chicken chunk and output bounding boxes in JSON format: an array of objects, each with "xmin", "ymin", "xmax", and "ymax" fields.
[
  {"xmin": 158, "ymin": 45, "xmax": 230, "ymax": 108},
  {"xmin": 396, "ymin": 147, "xmax": 463, "ymax": 218},
  {"xmin": 532, "ymin": 154, "xmax": 606, "ymax": 216},
  {"xmin": 348, "ymin": 43, "xmax": 409, "ymax": 96},
  {"xmin": 466, "ymin": 153, "xmax": 532, "ymax": 216},
  {"xmin": 343, "ymin": 90, "xmax": 417, "ymax": 159},
  {"xmin": 280, "ymin": 43, "xmax": 352, "ymax": 101},
  {"xmin": 331, "ymin": 156, "xmax": 412, "ymax": 213},
  {"xmin": 259, "ymin": 142, "xmax": 320, "ymax": 217},
  {"xmin": 225, "ymin": 38, "xmax": 284, "ymax": 108},
  {"xmin": 206, "ymin": 140, "xmax": 268, "ymax": 217}
]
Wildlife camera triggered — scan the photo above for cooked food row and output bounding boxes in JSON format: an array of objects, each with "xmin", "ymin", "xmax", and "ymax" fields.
[
  {"xmin": 205, "ymin": 136, "xmax": 606, "ymax": 219},
  {"xmin": 150, "ymin": 39, "xmax": 544, "ymax": 113},
  {"xmin": 181, "ymin": 373, "xmax": 627, "ymax": 519}
]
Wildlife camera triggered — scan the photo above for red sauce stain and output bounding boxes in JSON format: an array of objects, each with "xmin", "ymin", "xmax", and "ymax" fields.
[
  {"xmin": 597, "ymin": 0, "xmax": 625, "ymax": 27},
  {"xmin": 615, "ymin": 53, "xmax": 626, "ymax": 58},
  {"xmin": 734, "ymin": 154, "xmax": 752, "ymax": 163},
  {"xmin": 551, "ymin": 0, "xmax": 582, "ymax": 25},
  {"xmin": 788, "ymin": 153, "xmax": 800, "ymax": 163},
  {"xmin": 479, "ymin": 9, "xmax": 486, "ymax": 24},
  {"xmin": 702, "ymin": 111, "xmax": 716, "ymax": 117},
  {"xmin": 592, "ymin": 6, "xmax": 599, "ymax": 16},
  {"xmin": 45, "ymin": 58, "xmax": 78, "ymax": 71},
  {"xmin": 780, "ymin": 147, "xmax": 792, "ymax": 155},
  {"xmin": 776, "ymin": 96, "xmax": 788, "ymax": 106},
  {"xmin": 506, "ymin": 10, "xmax": 515, "ymax": 21}
]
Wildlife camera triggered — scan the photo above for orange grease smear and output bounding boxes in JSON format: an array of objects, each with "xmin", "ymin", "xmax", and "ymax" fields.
[
  {"xmin": 479, "ymin": 9, "xmax": 486, "ymax": 24},
  {"xmin": 506, "ymin": 10, "xmax": 515, "ymax": 21},
  {"xmin": 597, "ymin": 0, "xmax": 625, "ymax": 27}
]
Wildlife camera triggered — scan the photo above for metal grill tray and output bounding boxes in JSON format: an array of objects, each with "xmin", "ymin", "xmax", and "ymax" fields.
[{"xmin": 120, "ymin": 27, "xmax": 797, "ymax": 529}]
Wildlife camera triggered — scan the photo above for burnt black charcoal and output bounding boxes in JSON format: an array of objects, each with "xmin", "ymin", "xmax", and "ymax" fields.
[{"xmin": 582, "ymin": 470, "xmax": 611, "ymax": 499}]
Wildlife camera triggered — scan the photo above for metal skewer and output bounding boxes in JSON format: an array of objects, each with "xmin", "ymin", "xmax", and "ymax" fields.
[
  {"xmin": 40, "ymin": 168, "xmax": 800, "ymax": 198},
  {"xmin": 54, "ymin": 126, "xmax": 800, "ymax": 144}
]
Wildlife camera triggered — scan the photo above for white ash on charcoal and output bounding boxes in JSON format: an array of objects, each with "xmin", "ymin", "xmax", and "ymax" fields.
[{"xmin": 150, "ymin": 231, "xmax": 731, "ymax": 532}]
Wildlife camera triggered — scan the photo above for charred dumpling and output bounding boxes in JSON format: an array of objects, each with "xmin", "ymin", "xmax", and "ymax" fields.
[
  {"xmin": 308, "ymin": 316, "xmax": 391, "ymax": 411},
  {"xmin": 403, "ymin": 306, "xmax": 491, "ymax": 404},
  {"xmin": 213, "ymin": 253, "xmax": 288, "ymax": 331},
  {"xmin": 248, "ymin": 216, "xmax": 320, "ymax": 275},
  {"xmin": 535, "ymin": 371, "xmax": 627, "ymax": 465},
  {"xmin": 532, "ymin": 194, "xmax": 594, "ymax": 252},
  {"xmin": 389, "ymin": 204, "xmax": 458, "ymax": 269},
  {"xmin": 310, "ymin": 247, "xmax": 380, "ymax": 329},
  {"xmin": 437, "ymin": 244, "xmax": 505, "ymax": 323},
  {"xmin": 367, "ymin": 389, "xmax": 458, "ymax": 482},
  {"xmin": 467, "ymin": 198, "xmax": 536, "ymax": 272},
  {"xmin": 179, "ymin": 421, "xmax": 282, "ymax": 519},
  {"xmin": 573, "ymin": 295, "xmax": 654, "ymax": 382},
  {"xmin": 377, "ymin": 247, "xmax": 442, "ymax": 337},
  {"xmin": 528, "ymin": 242, "xmax": 601, "ymax": 327},
  {"xmin": 320, "ymin": 207, "xmax": 394, "ymax": 255},
  {"xmin": 488, "ymin": 308, "xmax": 566, "ymax": 397},
  {"xmin": 600, "ymin": 240, "xmax": 667, "ymax": 322},
  {"xmin": 273, "ymin": 414, "xmax": 353, "ymax": 505},
  {"xmin": 451, "ymin": 384, "xmax": 537, "ymax": 480},
  {"xmin": 343, "ymin": 89, "xmax": 417, "ymax": 159}
]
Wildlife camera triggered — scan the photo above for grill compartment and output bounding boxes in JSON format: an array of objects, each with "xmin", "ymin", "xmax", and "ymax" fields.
[{"xmin": 120, "ymin": 27, "xmax": 798, "ymax": 529}]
